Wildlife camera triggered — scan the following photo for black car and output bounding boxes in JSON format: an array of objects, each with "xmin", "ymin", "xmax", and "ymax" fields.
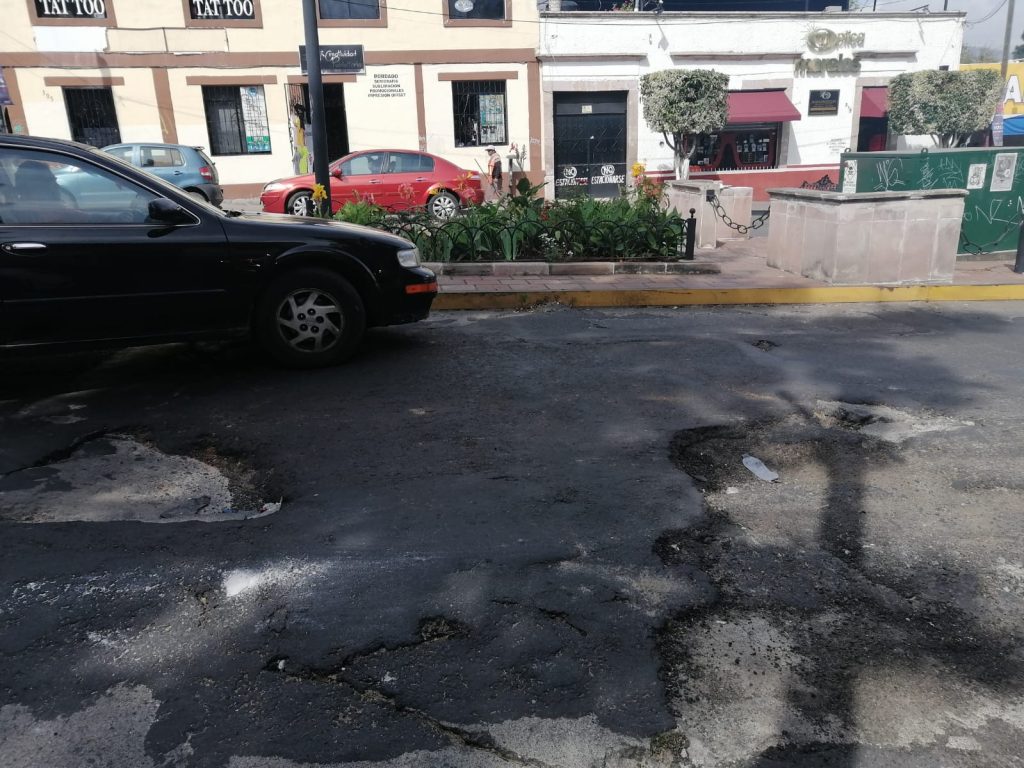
[{"xmin": 0, "ymin": 135, "xmax": 437, "ymax": 367}]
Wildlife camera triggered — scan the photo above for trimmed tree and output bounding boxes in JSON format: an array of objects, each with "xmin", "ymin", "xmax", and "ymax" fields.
[
  {"xmin": 888, "ymin": 69, "xmax": 1004, "ymax": 148},
  {"xmin": 639, "ymin": 69, "xmax": 729, "ymax": 180}
]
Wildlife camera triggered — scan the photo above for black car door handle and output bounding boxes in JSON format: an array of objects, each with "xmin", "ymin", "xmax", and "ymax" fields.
[{"xmin": 2, "ymin": 242, "xmax": 47, "ymax": 254}]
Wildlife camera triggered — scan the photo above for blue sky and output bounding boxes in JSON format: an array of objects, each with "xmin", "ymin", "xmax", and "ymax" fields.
[{"xmin": 851, "ymin": 0, "xmax": 1016, "ymax": 53}]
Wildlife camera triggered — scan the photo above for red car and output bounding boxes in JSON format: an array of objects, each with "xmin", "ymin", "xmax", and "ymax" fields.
[{"xmin": 260, "ymin": 149, "xmax": 485, "ymax": 218}]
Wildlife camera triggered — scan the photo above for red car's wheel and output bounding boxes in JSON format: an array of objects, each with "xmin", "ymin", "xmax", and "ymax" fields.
[
  {"xmin": 286, "ymin": 190, "xmax": 313, "ymax": 216},
  {"xmin": 428, "ymin": 191, "xmax": 460, "ymax": 219}
]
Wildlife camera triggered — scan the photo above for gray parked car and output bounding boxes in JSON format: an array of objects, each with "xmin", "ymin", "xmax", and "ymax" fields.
[{"xmin": 103, "ymin": 143, "xmax": 223, "ymax": 207}]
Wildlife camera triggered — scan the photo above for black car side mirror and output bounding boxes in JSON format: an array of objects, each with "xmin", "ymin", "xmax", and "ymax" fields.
[{"xmin": 149, "ymin": 198, "xmax": 193, "ymax": 224}]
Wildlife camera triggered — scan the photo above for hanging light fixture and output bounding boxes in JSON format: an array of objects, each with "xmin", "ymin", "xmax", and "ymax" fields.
[{"xmin": 454, "ymin": 0, "xmax": 474, "ymax": 12}]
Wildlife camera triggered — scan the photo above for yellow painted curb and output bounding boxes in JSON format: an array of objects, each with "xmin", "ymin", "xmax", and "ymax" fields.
[{"xmin": 434, "ymin": 284, "xmax": 1024, "ymax": 310}]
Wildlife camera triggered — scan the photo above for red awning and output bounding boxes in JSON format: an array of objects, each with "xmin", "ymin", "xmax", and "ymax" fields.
[
  {"xmin": 861, "ymin": 87, "xmax": 889, "ymax": 118},
  {"xmin": 727, "ymin": 90, "xmax": 801, "ymax": 124}
]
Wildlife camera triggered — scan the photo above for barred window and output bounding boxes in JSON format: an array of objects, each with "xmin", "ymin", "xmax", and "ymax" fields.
[
  {"xmin": 318, "ymin": 0, "xmax": 379, "ymax": 19},
  {"xmin": 202, "ymin": 85, "xmax": 271, "ymax": 156},
  {"xmin": 447, "ymin": 0, "xmax": 505, "ymax": 20},
  {"xmin": 452, "ymin": 81, "xmax": 507, "ymax": 148}
]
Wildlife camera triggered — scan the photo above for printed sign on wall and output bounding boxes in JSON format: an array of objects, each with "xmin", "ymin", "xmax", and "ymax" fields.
[{"xmin": 808, "ymin": 90, "xmax": 840, "ymax": 116}]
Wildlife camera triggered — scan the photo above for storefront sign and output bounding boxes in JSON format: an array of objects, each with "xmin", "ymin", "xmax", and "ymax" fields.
[
  {"xmin": 367, "ymin": 73, "xmax": 406, "ymax": 99},
  {"xmin": 553, "ymin": 163, "xmax": 627, "ymax": 188},
  {"xmin": 33, "ymin": 0, "xmax": 107, "ymax": 18},
  {"xmin": 808, "ymin": 90, "xmax": 840, "ymax": 116},
  {"xmin": 806, "ymin": 29, "xmax": 866, "ymax": 54},
  {"xmin": 795, "ymin": 54, "xmax": 861, "ymax": 76},
  {"xmin": 240, "ymin": 86, "xmax": 271, "ymax": 153},
  {"xmin": 189, "ymin": 0, "xmax": 256, "ymax": 20},
  {"xmin": 299, "ymin": 45, "xmax": 365, "ymax": 75}
]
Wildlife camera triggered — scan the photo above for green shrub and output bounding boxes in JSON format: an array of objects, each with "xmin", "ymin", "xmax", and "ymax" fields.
[{"xmin": 348, "ymin": 182, "xmax": 686, "ymax": 263}]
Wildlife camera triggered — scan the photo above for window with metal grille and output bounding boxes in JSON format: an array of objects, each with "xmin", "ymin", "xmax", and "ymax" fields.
[
  {"xmin": 201, "ymin": 85, "xmax": 271, "ymax": 156},
  {"xmin": 452, "ymin": 81, "xmax": 507, "ymax": 147},
  {"xmin": 318, "ymin": 0, "xmax": 379, "ymax": 19},
  {"xmin": 447, "ymin": 0, "xmax": 505, "ymax": 20},
  {"xmin": 63, "ymin": 87, "xmax": 121, "ymax": 147}
]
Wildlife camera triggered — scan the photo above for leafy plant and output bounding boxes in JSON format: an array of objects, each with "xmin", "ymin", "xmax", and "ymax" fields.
[
  {"xmin": 888, "ymin": 69, "xmax": 1004, "ymax": 148},
  {"xmin": 639, "ymin": 69, "xmax": 729, "ymax": 179},
  {"xmin": 332, "ymin": 193, "xmax": 387, "ymax": 227}
]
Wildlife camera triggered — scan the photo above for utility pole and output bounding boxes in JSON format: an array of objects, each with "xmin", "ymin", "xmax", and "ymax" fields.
[
  {"xmin": 302, "ymin": 0, "xmax": 330, "ymax": 214},
  {"xmin": 1002, "ymin": 0, "xmax": 1017, "ymax": 79}
]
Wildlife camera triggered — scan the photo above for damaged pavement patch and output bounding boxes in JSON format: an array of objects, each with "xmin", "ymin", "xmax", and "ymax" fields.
[{"xmin": 0, "ymin": 434, "xmax": 280, "ymax": 523}]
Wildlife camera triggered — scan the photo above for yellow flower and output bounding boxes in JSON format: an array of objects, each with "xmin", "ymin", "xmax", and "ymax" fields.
[
  {"xmin": 631, "ymin": 162, "xmax": 646, "ymax": 179},
  {"xmin": 312, "ymin": 183, "xmax": 327, "ymax": 202}
]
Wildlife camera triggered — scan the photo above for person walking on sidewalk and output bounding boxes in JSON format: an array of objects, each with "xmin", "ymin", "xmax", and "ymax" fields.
[{"xmin": 485, "ymin": 146, "xmax": 503, "ymax": 197}]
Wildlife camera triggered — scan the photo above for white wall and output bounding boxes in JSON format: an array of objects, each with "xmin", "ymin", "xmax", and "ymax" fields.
[{"xmin": 539, "ymin": 11, "xmax": 966, "ymax": 175}]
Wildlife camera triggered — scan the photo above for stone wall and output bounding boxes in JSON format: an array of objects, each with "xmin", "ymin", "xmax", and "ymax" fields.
[{"xmin": 766, "ymin": 188, "xmax": 967, "ymax": 285}]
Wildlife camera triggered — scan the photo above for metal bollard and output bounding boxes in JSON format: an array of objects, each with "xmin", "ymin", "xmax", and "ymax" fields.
[
  {"xmin": 683, "ymin": 208, "xmax": 696, "ymax": 261},
  {"xmin": 1016, "ymin": 218, "xmax": 1024, "ymax": 274}
]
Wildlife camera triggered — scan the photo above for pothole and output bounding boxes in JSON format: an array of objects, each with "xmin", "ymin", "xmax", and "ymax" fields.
[
  {"xmin": 814, "ymin": 400, "xmax": 973, "ymax": 444},
  {"xmin": 418, "ymin": 616, "xmax": 471, "ymax": 642},
  {"xmin": 0, "ymin": 434, "xmax": 281, "ymax": 523}
]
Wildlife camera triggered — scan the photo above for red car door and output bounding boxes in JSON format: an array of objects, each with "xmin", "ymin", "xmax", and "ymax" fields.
[
  {"xmin": 330, "ymin": 151, "xmax": 390, "ymax": 209},
  {"xmin": 379, "ymin": 152, "xmax": 435, "ymax": 210}
]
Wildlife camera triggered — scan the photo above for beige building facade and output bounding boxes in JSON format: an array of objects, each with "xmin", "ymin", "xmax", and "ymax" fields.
[{"xmin": 2, "ymin": 1, "xmax": 544, "ymax": 197}]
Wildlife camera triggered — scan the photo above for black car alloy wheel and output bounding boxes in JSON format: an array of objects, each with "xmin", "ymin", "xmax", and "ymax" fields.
[{"xmin": 255, "ymin": 268, "xmax": 366, "ymax": 367}]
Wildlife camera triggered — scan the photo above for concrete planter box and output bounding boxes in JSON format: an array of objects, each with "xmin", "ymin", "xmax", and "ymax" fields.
[
  {"xmin": 666, "ymin": 180, "xmax": 754, "ymax": 248},
  {"xmin": 766, "ymin": 188, "xmax": 967, "ymax": 285}
]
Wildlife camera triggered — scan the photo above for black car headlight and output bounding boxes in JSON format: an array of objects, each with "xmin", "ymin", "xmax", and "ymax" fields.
[{"xmin": 397, "ymin": 247, "xmax": 420, "ymax": 268}]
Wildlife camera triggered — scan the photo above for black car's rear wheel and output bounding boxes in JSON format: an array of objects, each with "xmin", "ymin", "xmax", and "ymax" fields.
[{"xmin": 254, "ymin": 268, "xmax": 365, "ymax": 367}]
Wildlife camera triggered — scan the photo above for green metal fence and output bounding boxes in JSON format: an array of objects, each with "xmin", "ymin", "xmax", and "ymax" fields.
[{"xmin": 838, "ymin": 147, "xmax": 1024, "ymax": 256}]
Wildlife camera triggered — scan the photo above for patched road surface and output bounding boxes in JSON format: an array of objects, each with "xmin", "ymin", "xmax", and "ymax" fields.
[{"xmin": 1, "ymin": 303, "xmax": 1023, "ymax": 768}]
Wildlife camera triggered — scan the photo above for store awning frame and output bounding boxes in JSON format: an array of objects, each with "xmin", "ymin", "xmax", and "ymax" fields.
[
  {"xmin": 860, "ymin": 87, "xmax": 889, "ymax": 119},
  {"xmin": 726, "ymin": 90, "xmax": 801, "ymax": 124}
]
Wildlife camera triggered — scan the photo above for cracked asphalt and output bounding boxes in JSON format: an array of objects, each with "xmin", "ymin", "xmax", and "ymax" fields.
[{"xmin": 1, "ymin": 302, "xmax": 1023, "ymax": 768}]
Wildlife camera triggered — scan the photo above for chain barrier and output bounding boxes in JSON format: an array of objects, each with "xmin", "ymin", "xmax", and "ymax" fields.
[
  {"xmin": 958, "ymin": 216, "xmax": 1021, "ymax": 257},
  {"xmin": 707, "ymin": 191, "xmax": 770, "ymax": 234}
]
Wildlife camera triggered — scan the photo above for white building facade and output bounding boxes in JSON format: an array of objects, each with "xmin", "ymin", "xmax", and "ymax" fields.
[{"xmin": 537, "ymin": 10, "xmax": 966, "ymax": 200}]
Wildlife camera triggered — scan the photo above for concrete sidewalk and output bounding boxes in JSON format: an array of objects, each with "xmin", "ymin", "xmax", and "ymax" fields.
[
  {"xmin": 433, "ymin": 239, "xmax": 1024, "ymax": 309},
  {"xmin": 220, "ymin": 200, "xmax": 1024, "ymax": 308}
]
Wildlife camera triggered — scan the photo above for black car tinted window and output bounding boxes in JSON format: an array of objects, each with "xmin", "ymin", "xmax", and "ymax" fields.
[
  {"xmin": 0, "ymin": 147, "xmax": 160, "ymax": 226},
  {"xmin": 106, "ymin": 146, "xmax": 134, "ymax": 163}
]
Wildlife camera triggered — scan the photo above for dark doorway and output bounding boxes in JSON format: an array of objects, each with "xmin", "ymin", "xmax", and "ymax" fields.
[
  {"xmin": 553, "ymin": 91, "xmax": 628, "ymax": 199},
  {"xmin": 63, "ymin": 87, "xmax": 121, "ymax": 147},
  {"xmin": 857, "ymin": 117, "xmax": 889, "ymax": 152},
  {"xmin": 287, "ymin": 83, "xmax": 350, "ymax": 168}
]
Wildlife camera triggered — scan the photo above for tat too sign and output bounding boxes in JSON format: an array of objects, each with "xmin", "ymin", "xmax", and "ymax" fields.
[{"xmin": 34, "ymin": 0, "xmax": 106, "ymax": 18}]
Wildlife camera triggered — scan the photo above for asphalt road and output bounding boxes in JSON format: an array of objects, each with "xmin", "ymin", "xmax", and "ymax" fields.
[{"xmin": 1, "ymin": 303, "xmax": 1023, "ymax": 768}]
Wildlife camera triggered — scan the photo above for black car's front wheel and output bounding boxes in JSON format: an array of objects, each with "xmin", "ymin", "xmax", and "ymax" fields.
[{"xmin": 254, "ymin": 268, "xmax": 366, "ymax": 368}]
